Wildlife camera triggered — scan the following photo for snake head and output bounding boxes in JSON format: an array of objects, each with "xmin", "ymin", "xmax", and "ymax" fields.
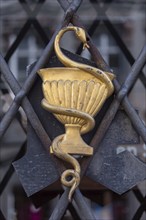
[{"xmin": 75, "ymin": 27, "xmax": 90, "ymax": 49}]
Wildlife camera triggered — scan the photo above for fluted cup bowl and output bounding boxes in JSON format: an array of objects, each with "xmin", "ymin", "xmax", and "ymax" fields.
[{"xmin": 38, "ymin": 67, "xmax": 114, "ymax": 155}]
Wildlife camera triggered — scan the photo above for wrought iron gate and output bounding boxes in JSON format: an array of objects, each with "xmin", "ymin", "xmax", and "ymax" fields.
[{"xmin": 0, "ymin": 0, "xmax": 146, "ymax": 220}]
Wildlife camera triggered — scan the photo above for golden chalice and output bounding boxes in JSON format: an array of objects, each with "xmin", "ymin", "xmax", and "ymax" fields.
[{"xmin": 38, "ymin": 26, "xmax": 114, "ymax": 201}]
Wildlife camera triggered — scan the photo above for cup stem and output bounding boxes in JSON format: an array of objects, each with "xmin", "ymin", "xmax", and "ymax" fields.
[{"xmin": 59, "ymin": 124, "xmax": 93, "ymax": 156}]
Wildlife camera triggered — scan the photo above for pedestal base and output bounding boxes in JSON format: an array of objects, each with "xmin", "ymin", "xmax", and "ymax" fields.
[{"xmin": 51, "ymin": 124, "xmax": 93, "ymax": 156}]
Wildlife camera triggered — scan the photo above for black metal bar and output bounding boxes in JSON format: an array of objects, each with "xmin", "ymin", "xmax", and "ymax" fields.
[
  {"xmin": 132, "ymin": 197, "xmax": 146, "ymax": 220},
  {"xmin": 19, "ymin": 0, "xmax": 46, "ymax": 19},
  {"xmin": 31, "ymin": 19, "xmax": 50, "ymax": 45},
  {"xmin": 15, "ymin": 111, "xmax": 27, "ymax": 133},
  {"xmin": 63, "ymin": 0, "xmax": 82, "ymax": 18},
  {"xmin": 5, "ymin": 21, "xmax": 31, "ymax": 62},
  {"xmin": 31, "ymin": 0, "xmax": 46, "ymax": 17},
  {"xmin": 120, "ymin": 95, "xmax": 146, "ymax": 142},
  {"xmin": 0, "ymin": 143, "xmax": 26, "ymax": 196},
  {"xmin": 0, "ymin": 100, "xmax": 24, "ymax": 138},
  {"xmin": 0, "ymin": 167, "xmax": 13, "ymax": 195},
  {"xmin": 70, "ymin": 201, "xmax": 85, "ymax": 220},
  {"xmin": 0, "ymin": 209, "xmax": 6, "ymax": 220},
  {"xmin": 19, "ymin": 0, "xmax": 33, "ymax": 17},
  {"xmin": 68, "ymin": 204, "xmax": 82, "ymax": 220},
  {"xmin": 116, "ymin": 46, "xmax": 146, "ymax": 101},
  {"xmin": 49, "ymin": 189, "xmax": 70, "ymax": 220},
  {"xmin": 139, "ymin": 72, "xmax": 146, "ymax": 86},
  {"xmin": 73, "ymin": 189, "xmax": 96, "ymax": 220},
  {"xmin": 76, "ymin": 19, "xmax": 100, "ymax": 55},
  {"xmin": 133, "ymin": 187, "xmax": 146, "ymax": 204}
]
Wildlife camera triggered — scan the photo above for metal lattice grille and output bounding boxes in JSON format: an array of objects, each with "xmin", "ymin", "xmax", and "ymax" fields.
[{"xmin": 0, "ymin": 0, "xmax": 146, "ymax": 219}]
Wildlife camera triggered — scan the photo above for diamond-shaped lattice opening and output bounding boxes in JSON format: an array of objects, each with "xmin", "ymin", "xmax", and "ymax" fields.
[{"xmin": 7, "ymin": 28, "xmax": 46, "ymax": 85}]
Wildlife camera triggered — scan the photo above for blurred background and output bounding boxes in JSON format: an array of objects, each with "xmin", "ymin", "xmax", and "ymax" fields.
[{"xmin": 0, "ymin": 0, "xmax": 146, "ymax": 219}]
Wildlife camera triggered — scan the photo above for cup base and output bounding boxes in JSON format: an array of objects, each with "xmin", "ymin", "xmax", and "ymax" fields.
[
  {"xmin": 59, "ymin": 143, "xmax": 93, "ymax": 156},
  {"xmin": 51, "ymin": 124, "xmax": 93, "ymax": 156}
]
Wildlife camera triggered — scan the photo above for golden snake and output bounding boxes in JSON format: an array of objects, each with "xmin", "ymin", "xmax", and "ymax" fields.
[
  {"xmin": 42, "ymin": 26, "xmax": 114, "ymax": 201},
  {"xmin": 42, "ymin": 98, "xmax": 95, "ymax": 201}
]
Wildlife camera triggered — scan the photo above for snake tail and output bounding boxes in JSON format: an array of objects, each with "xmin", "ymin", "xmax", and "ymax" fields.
[
  {"xmin": 61, "ymin": 169, "xmax": 80, "ymax": 202},
  {"xmin": 52, "ymin": 134, "xmax": 81, "ymax": 201}
]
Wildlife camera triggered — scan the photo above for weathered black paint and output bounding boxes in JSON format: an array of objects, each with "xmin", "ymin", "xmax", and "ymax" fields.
[{"xmin": 86, "ymin": 111, "xmax": 146, "ymax": 194}]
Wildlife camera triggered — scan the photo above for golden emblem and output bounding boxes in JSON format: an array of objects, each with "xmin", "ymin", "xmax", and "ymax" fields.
[{"xmin": 38, "ymin": 26, "xmax": 115, "ymax": 201}]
